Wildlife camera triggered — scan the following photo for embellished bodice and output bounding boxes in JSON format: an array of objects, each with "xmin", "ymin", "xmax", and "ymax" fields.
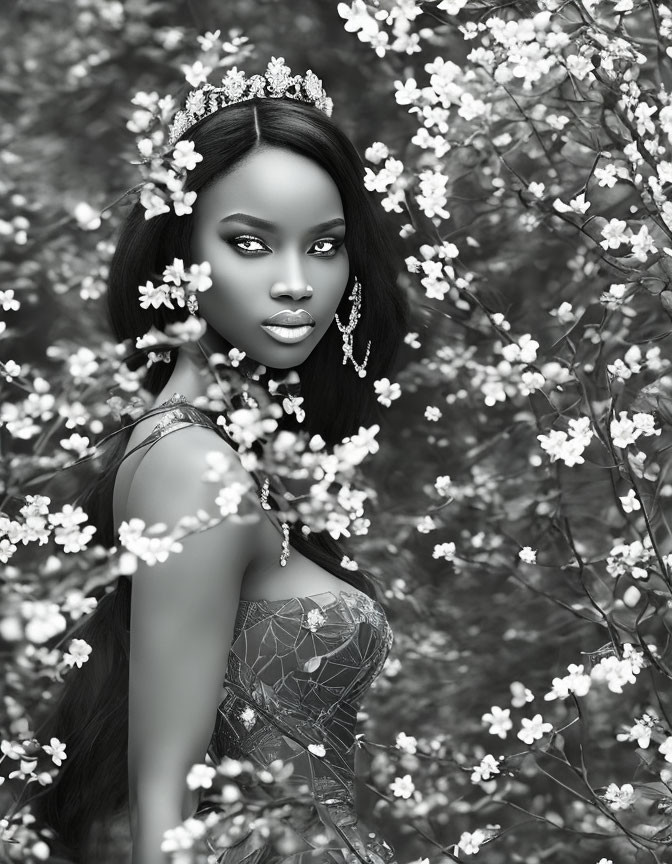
[{"xmin": 205, "ymin": 590, "xmax": 396, "ymax": 864}]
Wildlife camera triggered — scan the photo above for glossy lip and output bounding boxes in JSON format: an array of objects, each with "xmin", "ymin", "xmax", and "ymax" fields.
[
  {"xmin": 262, "ymin": 309, "xmax": 315, "ymax": 327},
  {"xmin": 260, "ymin": 323, "xmax": 314, "ymax": 344}
]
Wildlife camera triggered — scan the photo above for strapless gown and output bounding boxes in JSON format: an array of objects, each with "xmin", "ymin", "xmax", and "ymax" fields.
[{"xmin": 198, "ymin": 590, "xmax": 397, "ymax": 864}]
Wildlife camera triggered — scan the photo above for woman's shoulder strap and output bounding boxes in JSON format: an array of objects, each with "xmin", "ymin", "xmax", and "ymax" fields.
[{"xmin": 122, "ymin": 393, "xmax": 220, "ymax": 463}]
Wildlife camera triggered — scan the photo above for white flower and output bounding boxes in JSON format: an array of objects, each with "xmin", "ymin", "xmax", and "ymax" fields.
[
  {"xmin": 470, "ymin": 754, "xmax": 501, "ymax": 783},
  {"xmin": 186, "ymin": 261, "xmax": 212, "ymax": 292},
  {"xmin": 340, "ymin": 555, "xmax": 359, "ymax": 571},
  {"xmin": 600, "ymin": 219, "xmax": 630, "ymax": 250},
  {"xmin": 0, "ymin": 289, "xmax": 20, "ymax": 311},
  {"xmin": 616, "ymin": 715, "xmax": 653, "ymax": 749},
  {"xmin": 215, "ymin": 482, "xmax": 247, "ymax": 517},
  {"xmin": 434, "ymin": 475, "xmax": 452, "ymax": 497},
  {"xmin": 186, "ymin": 763, "xmax": 216, "ymax": 790},
  {"xmin": 364, "ymin": 141, "xmax": 389, "ymax": 164},
  {"xmin": 63, "ymin": 638, "xmax": 92, "ymax": 668},
  {"xmin": 510, "ymin": 681, "xmax": 534, "ymax": 707},
  {"xmin": 308, "ymin": 743, "xmax": 326, "ymax": 758},
  {"xmin": 390, "ymin": 773, "xmax": 415, "ymax": 798},
  {"xmin": 482, "ymin": 706, "xmax": 512, "ymax": 739},
  {"xmin": 658, "ymin": 736, "xmax": 672, "ymax": 763},
  {"xmin": 519, "ymin": 546, "xmax": 536, "ymax": 564},
  {"xmin": 42, "ymin": 737, "xmax": 67, "ymax": 767},
  {"xmin": 603, "ymin": 782, "xmax": 635, "ymax": 811},
  {"xmin": 138, "ymin": 280, "xmax": 174, "ymax": 310},
  {"xmin": 432, "ymin": 542, "xmax": 456, "ymax": 561},
  {"xmin": 172, "ymin": 140, "xmax": 203, "ymax": 172},
  {"xmin": 395, "ymin": 732, "xmax": 418, "ymax": 754},
  {"xmin": 457, "ymin": 829, "xmax": 487, "ymax": 855},
  {"xmin": 517, "ymin": 714, "xmax": 553, "ymax": 745},
  {"xmin": 544, "ymin": 664, "xmax": 591, "ymax": 701},
  {"xmin": 619, "ymin": 489, "xmax": 641, "ymax": 513},
  {"xmin": 424, "ymin": 406, "xmax": 442, "ymax": 421},
  {"xmin": 180, "ymin": 60, "xmax": 212, "ymax": 88},
  {"xmin": 373, "ymin": 378, "xmax": 402, "ymax": 408}
]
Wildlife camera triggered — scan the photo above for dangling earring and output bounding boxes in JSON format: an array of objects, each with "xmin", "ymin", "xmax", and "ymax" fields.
[
  {"xmin": 187, "ymin": 293, "xmax": 199, "ymax": 315},
  {"xmin": 334, "ymin": 276, "xmax": 371, "ymax": 378}
]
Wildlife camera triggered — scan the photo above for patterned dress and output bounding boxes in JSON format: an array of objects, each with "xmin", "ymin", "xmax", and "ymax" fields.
[
  {"xmin": 128, "ymin": 397, "xmax": 398, "ymax": 864},
  {"xmin": 200, "ymin": 591, "xmax": 396, "ymax": 864}
]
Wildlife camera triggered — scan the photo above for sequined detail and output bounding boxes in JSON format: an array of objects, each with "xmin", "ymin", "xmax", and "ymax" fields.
[{"xmin": 203, "ymin": 591, "xmax": 396, "ymax": 863}]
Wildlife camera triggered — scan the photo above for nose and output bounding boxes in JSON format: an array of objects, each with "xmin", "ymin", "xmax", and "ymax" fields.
[
  {"xmin": 270, "ymin": 281, "xmax": 314, "ymax": 300},
  {"xmin": 270, "ymin": 250, "xmax": 313, "ymax": 300}
]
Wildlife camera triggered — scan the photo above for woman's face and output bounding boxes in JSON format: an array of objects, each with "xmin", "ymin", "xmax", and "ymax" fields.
[{"xmin": 191, "ymin": 145, "xmax": 349, "ymax": 369}]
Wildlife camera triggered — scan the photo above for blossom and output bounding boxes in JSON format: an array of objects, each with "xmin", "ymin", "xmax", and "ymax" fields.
[
  {"xmin": 186, "ymin": 763, "xmax": 216, "ymax": 790},
  {"xmin": 544, "ymin": 664, "xmax": 591, "ymax": 701},
  {"xmin": 42, "ymin": 737, "xmax": 67, "ymax": 767},
  {"xmin": 390, "ymin": 773, "xmax": 415, "ymax": 798},
  {"xmin": 599, "ymin": 219, "xmax": 630, "ymax": 250},
  {"xmin": 510, "ymin": 681, "xmax": 534, "ymax": 707},
  {"xmin": 519, "ymin": 546, "xmax": 536, "ymax": 564},
  {"xmin": 658, "ymin": 736, "xmax": 672, "ymax": 763},
  {"xmin": 616, "ymin": 715, "xmax": 654, "ymax": 749},
  {"xmin": 619, "ymin": 489, "xmax": 640, "ymax": 513},
  {"xmin": 187, "ymin": 261, "xmax": 213, "ymax": 292},
  {"xmin": 215, "ymin": 481, "xmax": 248, "ymax": 517},
  {"xmin": 365, "ymin": 141, "xmax": 390, "ymax": 164},
  {"xmin": 424, "ymin": 406, "xmax": 442, "ymax": 421},
  {"xmin": 591, "ymin": 645, "xmax": 646, "ymax": 693},
  {"xmin": 517, "ymin": 714, "xmax": 553, "ymax": 745},
  {"xmin": 0, "ymin": 289, "xmax": 20, "ymax": 311},
  {"xmin": 138, "ymin": 280, "xmax": 174, "ymax": 310},
  {"xmin": 171, "ymin": 140, "xmax": 203, "ymax": 172},
  {"xmin": 432, "ymin": 542, "xmax": 456, "ymax": 561},
  {"xmin": 373, "ymin": 378, "xmax": 402, "ymax": 407},
  {"xmin": 434, "ymin": 475, "xmax": 452, "ymax": 497},
  {"xmin": 470, "ymin": 754, "xmax": 501, "ymax": 783},
  {"xmin": 482, "ymin": 706, "xmax": 512, "ymax": 739},
  {"xmin": 603, "ymin": 782, "xmax": 635, "ymax": 811},
  {"xmin": 457, "ymin": 830, "xmax": 487, "ymax": 855},
  {"xmin": 395, "ymin": 732, "xmax": 418, "ymax": 754},
  {"xmin": 308, "ymin": 743, "xmax": 326, "ymax": 757},
  {"xmin": 63, "ymin": 638, "xmax": 92, "ymax": 668},
  {"xmin": 180, "ymin": 60, "xmax": 212, "ymax": 88}
]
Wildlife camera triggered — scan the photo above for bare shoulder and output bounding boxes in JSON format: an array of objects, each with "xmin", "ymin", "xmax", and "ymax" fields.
[{"xmin": 122, "ymin": 422, "xmax": 259, "ymax": 556}]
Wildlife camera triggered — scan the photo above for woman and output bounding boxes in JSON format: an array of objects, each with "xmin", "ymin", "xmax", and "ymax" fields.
[{"xmin": 31, "ymin": 59, "xmax": 408, "ymax": 864}]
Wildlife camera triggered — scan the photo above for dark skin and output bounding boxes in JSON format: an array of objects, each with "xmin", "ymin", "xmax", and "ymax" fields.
[{"xmin": 114, "ymin": 145, "xmax": 369, "ymax": 864}]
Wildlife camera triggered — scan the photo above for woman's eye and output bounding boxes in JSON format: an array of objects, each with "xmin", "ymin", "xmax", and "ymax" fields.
[
  {"xmin": 231, "ymin": 236, "xmax": 268, "ymax": 254},
  {"xmin": 311, "ymin": 239, "xmax": 340, "ymax": 256}
]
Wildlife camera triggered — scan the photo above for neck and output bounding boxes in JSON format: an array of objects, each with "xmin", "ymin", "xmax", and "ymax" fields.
[{"xmin": 155, "ymin": 341, "xmax": 210, "ymax": 407}]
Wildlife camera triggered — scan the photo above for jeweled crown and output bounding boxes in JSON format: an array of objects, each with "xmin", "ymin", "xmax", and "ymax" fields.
[{"xmin": 168, "ymin": 56, "xmax": 333, "ymax": 145}]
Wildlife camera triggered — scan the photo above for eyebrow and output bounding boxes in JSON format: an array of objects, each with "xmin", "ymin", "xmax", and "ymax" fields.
[{"xmin": 218, "ymin": 213, "xmax": 346, "ymax": 234}]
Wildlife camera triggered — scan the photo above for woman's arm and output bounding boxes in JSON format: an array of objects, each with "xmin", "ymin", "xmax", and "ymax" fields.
[{"xmin": 122, "ymin": 426, "xmax": 258, "ymax": 864}]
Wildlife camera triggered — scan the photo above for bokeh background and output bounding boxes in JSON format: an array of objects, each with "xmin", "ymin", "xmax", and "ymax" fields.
[{"xmin": 2, "ymin": 1, "xmax": 672, "ymax": 862}]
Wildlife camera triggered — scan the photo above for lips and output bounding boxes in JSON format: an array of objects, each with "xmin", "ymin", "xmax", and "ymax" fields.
[{"xmin": 262, "ymin": 309, "xmax": 315, "ymax": 327}]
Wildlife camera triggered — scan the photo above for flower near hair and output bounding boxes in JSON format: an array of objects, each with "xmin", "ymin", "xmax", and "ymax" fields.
[{"xmin": 137, "ymin": 257, "xmax": 212, "ymax": 311}]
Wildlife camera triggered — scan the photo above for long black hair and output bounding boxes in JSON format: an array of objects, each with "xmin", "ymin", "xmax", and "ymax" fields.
[{"xmin": 29, "ymin": 97, "xmax": 409, "ymax": 861}]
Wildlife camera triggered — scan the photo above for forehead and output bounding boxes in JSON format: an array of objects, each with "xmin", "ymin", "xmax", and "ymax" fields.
[{"xmin": 196, "ymin": 145, "xmax": 344, "ymax": 226}]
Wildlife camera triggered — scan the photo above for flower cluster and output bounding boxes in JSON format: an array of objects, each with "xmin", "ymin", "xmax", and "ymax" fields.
[{"xmin": 138, "ymin": 257, "xmax": 212, "ymax": 310}]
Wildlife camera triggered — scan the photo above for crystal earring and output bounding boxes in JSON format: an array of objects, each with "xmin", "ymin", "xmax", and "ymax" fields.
[
  {"xmin": 334, "ymin": 277, "xmax": 371, "ymax": 378},
  {"xmin": 187, "ymin": 293, "xmax": 199, "ymax": 315}
]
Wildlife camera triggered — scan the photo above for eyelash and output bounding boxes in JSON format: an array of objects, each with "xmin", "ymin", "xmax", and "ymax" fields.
[{"xmin": 229, "ymin": 235, "xmax": 343, "ymax": 257}]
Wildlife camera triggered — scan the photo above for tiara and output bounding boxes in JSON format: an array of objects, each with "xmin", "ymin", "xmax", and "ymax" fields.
[{"xmin": 168, "ymin": 57, "xmax": 333, "ymax": 145}]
